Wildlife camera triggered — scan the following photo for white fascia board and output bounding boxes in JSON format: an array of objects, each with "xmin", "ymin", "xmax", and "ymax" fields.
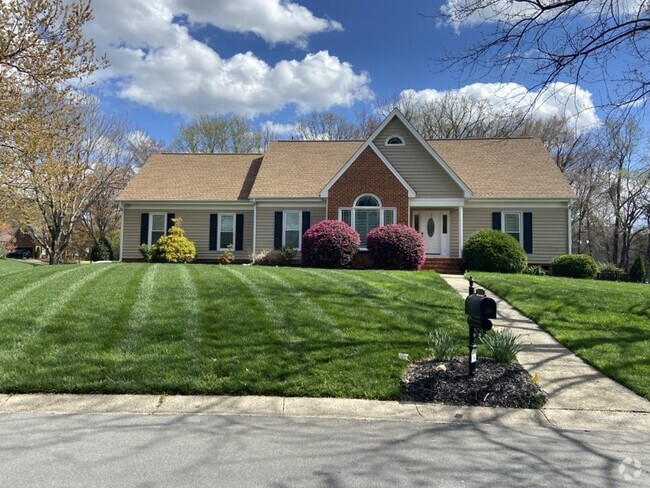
[
  {"xmin": 465, "ymin": 198, "xmax": 572, "ymax": 208},
  {"xmin": 410, "ymin": 198, "xmax": 465, "ymax": 208},
  {"xmin": 319, "ymin": 140, "xmax": 416, "ymax": 198},
  {"xmin": 255, "ymin": 198, "xmax": 326, "ymax": 208}
]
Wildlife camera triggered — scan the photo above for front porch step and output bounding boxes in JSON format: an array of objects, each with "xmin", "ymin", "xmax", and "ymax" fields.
[{"xmin": 422, "ymin": 258, "xmax": 463, "ymax": 274}]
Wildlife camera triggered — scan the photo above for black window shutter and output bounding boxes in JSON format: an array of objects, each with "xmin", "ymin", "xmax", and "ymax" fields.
[
  {"xmin": 235, "ymin": 214, "xmax": 244, "ymax": 251},
  {"xmin": 140, "ymin": 213, "xmax": 149, "ymax": 245},
  {"xmin": 166, "ymin": 213, "xmax": 175, "ymax": 231},
  {"xmin": 523, "ymin": 212, "xmax": 533, "ymax": 253},
  {"xmin": 274, "ymin": 211, "xmax": 283, "ymax": 249},
  {"xmin": 492, "ymin": 212, "xmax": 502, "ymax": 231},
  {"xmin": 209, "ymin": 214, "xmax": 218, "ymax": 251},
  {"xmin": 301, "ymin": 211, "xmax": 311, "ymax": 235}
]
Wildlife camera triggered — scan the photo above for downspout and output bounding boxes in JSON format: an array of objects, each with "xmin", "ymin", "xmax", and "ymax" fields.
[
  {"xmin": 252, "ymin": 198, "xmax": 257, "ymax": 260},
  {"xmin": 458, "ymin": 206, "xmax": 464, "ymax": 258},
  {"xmin": 119, "ymin": 203, "xmax": 125, "ymax": 262},
  {"xmin": 567, "ymin": 200, "xmax": 573, "ymax": 254}
]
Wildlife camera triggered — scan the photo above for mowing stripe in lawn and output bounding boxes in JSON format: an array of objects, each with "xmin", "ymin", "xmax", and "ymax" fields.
[
  {"xmin": 178, "ymin": 264, "xmax": 200, "ymax": 366},
  {"xmin": 119, "ymin": 264, "xmax": 160, "ymax": 354},
  {"xmin": 252, "ymin": 267, "xmax": 345, "ymax": 339},
  {"xmin": 0, "ymin": 266, "xmax": 80, "ymax": 315},
  {"xmin": 222, "ymin": 266, "xmax": 296, "ymax": 344}
]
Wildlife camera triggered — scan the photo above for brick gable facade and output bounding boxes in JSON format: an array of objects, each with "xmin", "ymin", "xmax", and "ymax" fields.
[{"xmin": 326, "ymin": 146, "xmax": 409, "ymax": 224}]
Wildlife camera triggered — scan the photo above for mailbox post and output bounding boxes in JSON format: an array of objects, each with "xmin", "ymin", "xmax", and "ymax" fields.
[{"xmin": 465, "ymin": 283, "xmax": 497, "ymax": 376}]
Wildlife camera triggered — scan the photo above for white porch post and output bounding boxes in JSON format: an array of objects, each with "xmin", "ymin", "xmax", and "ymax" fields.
[
  {"xmin": 458, "ymin": 206, "xmax": 464, "ymax": 258},
  {"xmin": 119, "ymin": 203, "xmax": 124, "ymax": 262},
  {"xmin": 568, "ymin": 203, "xmax": 572, "ymax": 254},
  {"xmin": 252, "ymin": 199, "xmax": 257, "ymax": 257}
]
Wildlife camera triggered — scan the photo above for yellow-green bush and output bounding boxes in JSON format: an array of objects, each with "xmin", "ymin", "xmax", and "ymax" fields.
[{"xmin": 150, "ymin": 218, "xmax": 196, "ymax": 263}]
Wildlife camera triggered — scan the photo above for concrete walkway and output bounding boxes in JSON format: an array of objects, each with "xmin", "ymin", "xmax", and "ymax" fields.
[
  {"xmin": 0, "ymin": 273, "xmax": 648, "ymax": 433},
  {"xmin": 440, "ymin": 274, "xmax": 650, "ymax": 431}
]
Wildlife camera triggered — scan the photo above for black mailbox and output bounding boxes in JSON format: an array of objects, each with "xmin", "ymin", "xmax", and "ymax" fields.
[{"xmin": 464, "ymin": 294, "xmax": 497, "ymax": 319}]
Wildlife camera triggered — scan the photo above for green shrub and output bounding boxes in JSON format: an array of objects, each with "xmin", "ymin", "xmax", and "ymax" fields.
[
  {"xmin": 33, "ymin": 246, "xmax": 41, "ymax": 259},
  {"xmin": 551, "ymin": 254, "xmax": 597, "ymax": 279},
  {"xmin": 462, "ymin": 229, "xmax": 527, "ymax": 273},
  {"xmin": 428, "ymin": 329, "xmax": 456, "ymax": 361},
  {"xmin": 302, "ymin": 220, "xmax": 360, "ymax": 268},
  {"xmin": 366, "ymin": 224, "xmax": 425, "ymax": 270},
  {"xmin": 90, "ymin": 238, "xmax": 113, "ymax": 262},
  {"xmin": 522, "ymin": 265, "xmax": 545, "ymax": 276},
  {"xmin": 139, "ymin": 243, "xmax": 152, "ymax": 262},
  {"xmin": 597, "ymin": 262, "xmax": 626, "ymax": 281},
  {"xmin": 149, "ymin": 218, "xmax": 196, "ymax": 263},
  {"xmin": 252, "ymin": 246, "xmax": 296, "ymax": 266},
  {"xmin": 481, "ymin": 329, "xmax": 523, "ymax": 363},
  {"xmin": 629, "ymin": 256, "xmax": 646, "ymax": 283}
]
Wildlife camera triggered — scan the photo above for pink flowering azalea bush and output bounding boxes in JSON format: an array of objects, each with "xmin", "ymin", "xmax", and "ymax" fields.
[
  {"xmin": 302, "ymin": 220, "xmax": 360, "ymax": 268},
  {"xmin": 366, "ymin": 224, "xmax": 425, "ymax": 270}
]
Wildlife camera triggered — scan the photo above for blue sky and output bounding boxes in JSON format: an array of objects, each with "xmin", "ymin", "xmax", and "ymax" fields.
[{"xmin": 86, "ymin": 0, "xmax": 602, "ymax": 145}]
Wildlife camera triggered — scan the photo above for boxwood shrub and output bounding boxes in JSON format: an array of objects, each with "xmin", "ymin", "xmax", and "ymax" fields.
[
  {"xmin": 462, "ymin": 229, "xmax": 527, "ymax": 273},
  {"xmin": 302, "ymin": 220, "xmax": 360, "ymax": 268},
  {"xmin": 366, "ymin": 224, "xmax": 425, "ymax": 270},
  {"xmin": 550, "ymin": 254, "xmax": 597, "ymax": 279}
]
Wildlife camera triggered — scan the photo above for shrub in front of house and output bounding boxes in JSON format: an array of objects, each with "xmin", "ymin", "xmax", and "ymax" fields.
[
  {"xmin": 149, "ymin": 218, "xmax": 197, "ymax": 263},
  {"xmin": 366, "ymin": 224, "xmax": 425, "ymax": 270},
  {"xmin": 462, "ymin": 229, "xmax": 527, "ymax": 273},
  {"xmin": 550, "ymin": 254, "xmax": 597, "ymax": 279},
  {"xmin": 90, "ymin": 237, "xmax": 113, "ymax": 262},
  {"xmin": 302, "ymin": 220, "xmax": 360, "ymax": 268},
  {"xmin": 629, "ymin": 256, "xmax": 646, "ymax": 283},
  {"xmin": 252, "ymin": 246, "xmax": 296, "ymax": 266}
]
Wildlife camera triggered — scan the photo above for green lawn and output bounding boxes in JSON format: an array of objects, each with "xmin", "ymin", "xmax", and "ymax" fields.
[
  {"xmin": 471, "ymin": 272, "xmax": 650, "ymax": 400},
  {"xmin": 0, "ymin": 260, "xmax": 467, "ymax": 399}
]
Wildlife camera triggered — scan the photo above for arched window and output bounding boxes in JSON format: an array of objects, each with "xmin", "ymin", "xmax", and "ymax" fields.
[
  {"xmin": 339, "ymin": 194, "xmax": 396, "ymax": 248},
  {"xmin": 385, "ymin": 135, "xmax": 405, "ymax": 146}
]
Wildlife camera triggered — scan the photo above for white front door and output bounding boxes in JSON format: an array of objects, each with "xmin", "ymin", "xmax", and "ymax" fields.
[{"xmin": 415, "ymin": 211, "xmax": 450, "ymax": 257}]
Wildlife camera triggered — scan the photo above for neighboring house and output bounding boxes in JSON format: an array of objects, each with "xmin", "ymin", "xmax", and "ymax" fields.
[{"xmin": 117, "ymin": 109, "xmax": 575, "ymax": 273}]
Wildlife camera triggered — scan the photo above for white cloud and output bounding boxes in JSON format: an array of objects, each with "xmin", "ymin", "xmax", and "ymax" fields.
[
  {"xmin": 174, "ymin": 0, "xmax": 342, "ymax": 47},
  {"xmin": 261, "ymin": 121, "xmax": 295, "ymax": 137},
  {"xmin": 400, "ymin": 82, "xmax": 600, "ymax": 133},
  {"xmin": 86, "ymin": 0, "xmax": 370, "ymax": 117}
]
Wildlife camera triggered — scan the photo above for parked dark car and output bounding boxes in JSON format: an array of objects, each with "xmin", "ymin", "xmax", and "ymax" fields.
[{"xmin": 6, "ymin": 249, "xmax": 32, "ymax": 259}]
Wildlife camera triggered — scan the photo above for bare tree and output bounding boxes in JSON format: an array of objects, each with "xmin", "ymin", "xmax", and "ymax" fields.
[
  {"xmin": 292, "ymin": 111, "xmax": 363, "ymax": 140},
  {"xmin": 438, "ymin": 0, "xmax": 650, "ymax": 110},
  {"xmin": 170, "ymin": 114, "xmax": 267, "ymax": 153}
]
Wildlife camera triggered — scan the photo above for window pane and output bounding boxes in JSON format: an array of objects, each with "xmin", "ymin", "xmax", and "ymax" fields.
[
  {"xmin": 220, "ymin": 231, "xmax": 234, "ymax": 248},
  {"xmin": 356, "ymin": 196, "xmax": 379, "ymax": 207},
  {"xmin": 221, "ymin": 215, "xmax": 234, "ymax": 232},
  {"xmin": 341, "ymin": 209, "xmax": 352, "ymax": 226},
  {"xmin": 356, "ymin": 209, "xmax": 380, "ymax": 248},
  {"xmin": 152, "ymin": 214, "xmax": 165, "ymax": 231},
  {"xmin": 384, "ymin": 209, "xmax": 394, "ymax": 225},
  {"xmin": 151, "ymin": 231, "xmax": 164, "ymax": 244},
  {"xmin": 285, "ymin": 230, "xmax": 300, "ymax": 249},
  {"xmin": 442, "ymin": 215, "xmax": 448, "ymax": 234},
  {"xmin": 285, "ymin": 212, "xmax": 299, "ymax": 230},
  {"xmin": 507, "ymin": 232, "xmax": 520, "ymax": 243},
  {"xmin": 504, "ymin": 213, "xmax": 520, "ymax": 233}
]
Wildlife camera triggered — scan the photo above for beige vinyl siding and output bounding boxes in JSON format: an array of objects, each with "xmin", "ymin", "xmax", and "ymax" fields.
[
  {"xmin": 463, "ymin": 206, "xmax": 569, "ymax": 264},
  {"xmin": 256, "ymin": 206, "xmax": 327, "ymax": 254},
  {"xmin": 122, "ymin": 208, "xmax": 253, "ymax": 261},
  {"xmin": 374, "ymin": 118, "xmax": 464, "ymax": 199},
  {"xmin": 450, "ymin": 208, "xmax": 459, "ymax": 259}
]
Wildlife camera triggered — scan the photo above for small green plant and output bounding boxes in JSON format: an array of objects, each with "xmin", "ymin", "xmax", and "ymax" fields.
[
  {"xmin": 218, "ymin": 243, "xmax": 235, "ymax": 264},
  {"xmin": 280, "ymin": 245, "xmax": 297, "ymax": 263},
  {"xmin": 481, "ymin": 329, "xmax": 523, "ymax": 363},
  {"xmin": 462, "ymin": 229, "xmax": 527, "ymax": 273},
  {"xmin": 630, "ymin": 256, "xmax": 646, "ymax": 283},
  {"xmin": 551, "ymin": 254, "xmax": 597, "ymax": 279},
  {"xmin": 90, "ymin": 238, "xmax": 113, "ymax": 262},
  {"xmin": 522, "ymin": 265, "xmax": 545, "ymax": 276},
  {"xmin": 428, "ymin": 329, "xmax": 456, "ymax": 361},
  {"xmin": 139, "ymin": 244, "xmax": 152, "ymax": 262}
]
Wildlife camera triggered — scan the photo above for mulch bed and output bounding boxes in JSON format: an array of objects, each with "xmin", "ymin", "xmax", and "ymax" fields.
[{"xmin": 401, "ymin": 356, "xmax": 547, "ymax": 409}]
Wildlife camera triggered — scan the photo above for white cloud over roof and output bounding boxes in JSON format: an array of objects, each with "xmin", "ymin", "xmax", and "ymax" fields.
[{"xmin": 87, "ymin": 0, "xmax": 370, "ymax": 116}]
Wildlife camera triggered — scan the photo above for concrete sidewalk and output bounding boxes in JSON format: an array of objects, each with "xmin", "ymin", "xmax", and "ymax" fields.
[
  {"xmin": 440, "ymin": 274, "xmax": 650, "ymax": 430},
  {"xmin": 0, "ymin": 273, "xmax": 648, "ymax": 433}
]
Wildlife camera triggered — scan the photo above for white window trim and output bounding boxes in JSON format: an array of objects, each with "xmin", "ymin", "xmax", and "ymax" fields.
[
  {"xmin": 217, "ymin": 213, "xmax": 236, "ymax": 250},
  {"xmin": 339, "ymin": 195, "xmax": 397, "ymax": 250},
  {"xmin": 384, "ymin": 135, "xmax": 405, "ymax": 146},
  {"xmin": 282, "ymin": 210, "xmax": 302, "ymax": 251},
  {"xmin": 502, "ymin": 211, "xmax": 523, "ymax": 246},
  {"xmin": 148, "ymin": 212, "xmax": 167, "ymax": 246}
]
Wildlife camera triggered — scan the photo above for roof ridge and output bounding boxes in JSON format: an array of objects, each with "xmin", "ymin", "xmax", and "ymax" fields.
[
  {"xmin": 156, "ymin": 152, "xmax": 264, "ymax": 155},
  {"xmin": 426, "ymin": 136, "xmax": 537, "ymax": 141}
]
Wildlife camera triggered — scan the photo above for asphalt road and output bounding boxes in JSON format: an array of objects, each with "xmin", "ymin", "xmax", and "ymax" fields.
[{"xmin": 0, "ymin": 413, "xmax": 648, "ymax": 487}]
